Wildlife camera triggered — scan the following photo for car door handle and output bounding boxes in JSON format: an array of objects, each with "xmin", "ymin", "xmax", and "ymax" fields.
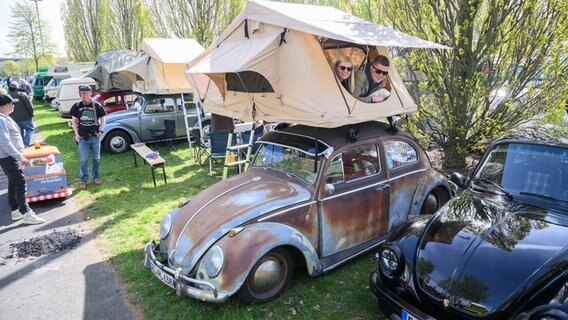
[{"xmin": 376, "ymin": 183, "xmax": 390, "ymax": 191}]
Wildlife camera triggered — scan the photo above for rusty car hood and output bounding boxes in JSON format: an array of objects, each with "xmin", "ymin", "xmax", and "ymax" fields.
[
  {"xmin": 167, "ymin": 169, "xmax": 312, "ymax": 272},
  {"xmin": 415, "ymin": 190, "xmax": 568, "ymax": 316}
]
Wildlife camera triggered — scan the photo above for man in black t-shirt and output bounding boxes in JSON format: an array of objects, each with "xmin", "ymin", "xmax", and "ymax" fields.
[{"xmin": 70, "ymin": 85, "xmax": 106, "ymax": 190}]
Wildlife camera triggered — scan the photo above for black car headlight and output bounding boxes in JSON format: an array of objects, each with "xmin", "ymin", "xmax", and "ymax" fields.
[{"xmin": 379, "ymin": 244, "xmax": 405, "ymax": 279}]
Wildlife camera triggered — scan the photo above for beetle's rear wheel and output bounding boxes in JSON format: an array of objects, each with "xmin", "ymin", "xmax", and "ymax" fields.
[
  {"xmin": 237, "ymin": 248, "xmax": 293, "ymax": 304},
  {"xmin": 420, "ymin": 188, "xmax": 449, "ymax": 215}
]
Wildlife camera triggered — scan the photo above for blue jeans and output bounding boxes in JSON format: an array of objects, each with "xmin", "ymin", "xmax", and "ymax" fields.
[
  {"xmin": 78, "ymin": 135, "xmax": 101, "ymax": 183},
  {"xmin": 17, "ymin": 118, "xmax": 35, "ymax": 147}
]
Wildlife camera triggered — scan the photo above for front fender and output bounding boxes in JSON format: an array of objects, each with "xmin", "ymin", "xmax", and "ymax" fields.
[{"xmin": 197, "ymin": 222, "xmax": 321, "ymax": 297}]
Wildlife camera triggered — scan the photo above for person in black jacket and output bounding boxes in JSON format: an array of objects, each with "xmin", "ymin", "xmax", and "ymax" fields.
[{"xmin": 8, "ymin": 81, "xmax": 35, "ymax": 147}]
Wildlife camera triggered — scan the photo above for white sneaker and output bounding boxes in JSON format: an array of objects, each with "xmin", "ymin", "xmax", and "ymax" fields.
[
  {"xmin": 11, "ymin": 210, "xmax": 24, "ymax": 221},
  {"xmin": 22, "ymin": 210, "xmax": 45, "ymax": 225}
]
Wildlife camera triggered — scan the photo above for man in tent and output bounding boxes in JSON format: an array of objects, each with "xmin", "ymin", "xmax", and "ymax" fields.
[{"xmin": 352, "ymin": 55, "xmax": 391, "ymax": 103}]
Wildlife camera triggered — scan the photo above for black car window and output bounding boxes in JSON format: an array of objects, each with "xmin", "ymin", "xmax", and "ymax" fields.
[
  {"xmin": 384, "ymin": 140, "xmax": 418, "ymax": 170},
  {"xmin": 478, "ymin": 143, "xmax": 567, "ymax": 200}
]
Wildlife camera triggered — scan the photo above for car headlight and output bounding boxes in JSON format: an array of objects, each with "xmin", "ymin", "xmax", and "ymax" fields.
[
  {"xmin": 202, "ymin": 246, "xmax": 224, "ymax": 278},
  {"xmin": 159, "ymin": 214, "xmax": 172, "ymax": 240},
  {"xmin": 379, "ymin": 244, "xmax": 405, "ymax": 279}
]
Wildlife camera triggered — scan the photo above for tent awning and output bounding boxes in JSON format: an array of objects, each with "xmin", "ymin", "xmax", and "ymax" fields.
[{"xmin": 188, "ymin": 34, "xmax": 280, "ymax": 73}]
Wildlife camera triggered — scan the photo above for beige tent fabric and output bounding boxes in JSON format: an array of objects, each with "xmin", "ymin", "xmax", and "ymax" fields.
[
  {"xmin": 117, "ymin": 38, "xmax": 208, "ymax": 94},
  {"xmin": 186, "ymin": 0, "xmax": 445, "ymax": 127}
]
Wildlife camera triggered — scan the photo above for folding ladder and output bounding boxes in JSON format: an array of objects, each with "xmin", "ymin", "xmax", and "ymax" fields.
[{"xmin": 222, "ymin": 122, "xmax": 257, "ymax": 179}]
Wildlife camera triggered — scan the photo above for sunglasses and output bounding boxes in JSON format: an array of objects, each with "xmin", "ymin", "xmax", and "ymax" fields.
[
  {"xmin": 372, "ymin": 65, "xmax": 389, "ymax": 76},
  {"xmin": 339, "ymin": 65, "xmax": 353, "ymax": 72}
]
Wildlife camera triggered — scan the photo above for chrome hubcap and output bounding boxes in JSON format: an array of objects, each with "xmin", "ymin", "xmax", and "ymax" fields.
[
  {"xmin": 110, "ymin": 137, "xmax": 125, "ymax": 150},
  {"xmin": 252, "ymin": 259, "xmax": 281, "ymax": 293}
]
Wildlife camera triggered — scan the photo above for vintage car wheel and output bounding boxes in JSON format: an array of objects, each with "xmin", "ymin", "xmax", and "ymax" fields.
[
  {"xmin": 104, "ymin": 131, "xmax": 132, "ymax": 154},
  {"xmin": 238, "ymin": 248, "xmax": 293, "ymax": 304},
  {"xmin": 420, "ymin": 188, "xmax": 449, "ymax": 215}
]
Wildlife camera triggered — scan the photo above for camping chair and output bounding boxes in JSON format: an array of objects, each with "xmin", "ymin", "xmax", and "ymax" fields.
[
  {"xmin": 191, "ymin": 127, "xmax": 210, "ymax": 164},
  {"xmin": 208, "ymin": 130, "xmax": 230, "ymax": 176},
  {"xmin": 148, "ymin": 119, "xmax": 177, "ymax": 150}
]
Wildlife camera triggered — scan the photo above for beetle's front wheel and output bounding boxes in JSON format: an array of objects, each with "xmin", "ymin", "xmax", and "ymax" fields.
[{"xmin": 237, "ymin": 248, "xmax": 293, "ymax": 304}]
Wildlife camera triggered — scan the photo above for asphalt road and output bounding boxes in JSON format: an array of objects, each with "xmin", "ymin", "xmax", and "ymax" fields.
[{"xmin": 0, "ymin": 157, "xmax": 137, "ymax": 319}]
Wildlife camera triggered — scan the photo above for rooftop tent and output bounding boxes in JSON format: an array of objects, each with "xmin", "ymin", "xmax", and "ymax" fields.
[
  {"xmin": 83, "ymin": 49, "xmax": 136, "ymax": 91},
  {"xmin": 186, "ymin": 0, "xmax": 450, "ymax": 128},
  {"xmin": 116, "ymin": 38, "xmax": 211, "ymax": 94}
]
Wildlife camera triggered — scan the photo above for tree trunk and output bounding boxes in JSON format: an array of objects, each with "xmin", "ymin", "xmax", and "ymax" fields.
[{"xmin": 441, "ymin": 144, "xmax": 467, "ymax": 171}]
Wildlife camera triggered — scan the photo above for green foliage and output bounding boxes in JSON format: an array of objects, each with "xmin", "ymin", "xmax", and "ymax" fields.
[
  {"xmin": 106, "ymin": 0, "xmax": 155, "ymax": 51},
  {"xmin": 147, "ymin": 0, "xmax": 243, "ymax": 47},
  {"xmin": 1, "ymin": 60, "xmax": 21, "ymax": 76},
  {"xmin": 62, "ymin": 0, "xmax": 115, "ymax": 61},
  {"xmin": 378, "ymin": 0, "xmax": 568, "ymax": 169}
]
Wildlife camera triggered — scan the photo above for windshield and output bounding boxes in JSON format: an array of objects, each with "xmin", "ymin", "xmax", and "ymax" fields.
[
  {"xmin": 251, "ymin": 143, "xmax": 318, "ymax": 184},
  {"xmin": 473, "ymin": 143, "xmax": 567, "ymax": 202}
]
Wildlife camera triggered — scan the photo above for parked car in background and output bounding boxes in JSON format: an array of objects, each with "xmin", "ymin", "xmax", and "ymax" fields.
[
  {"xmin": 100, "ymin": 93, "xmax": 210, "ymax": 154},
  {"xmin": 144, "ymin": 121, "xmax": 453, "ymax": 304},
  {"xmin": 32, "ymin": 67, "xmax": 51, "ymax": 100},
  {"xmin": 370, "ymin": 124, "xmax": 568, "ymax": 320},
  {"xmin": 43, "ymin": 78, "xmax": 63, "ymax": 102},
  {"xmin": 93, "ymin": 90, "xmax": 137, "ymax": 114}
]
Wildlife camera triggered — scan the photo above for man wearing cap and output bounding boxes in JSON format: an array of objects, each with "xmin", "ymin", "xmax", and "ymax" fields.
[
  {"xmin": 0, "ymin": 93, "xmax": 45, "ymax": 224},
  {"xmin": 70, "ymin": 85, "xmax": 106, "ymax": 190},
  {"xmin": 8, "ymin": 81, "xmax": 35, "ymax": 147}
]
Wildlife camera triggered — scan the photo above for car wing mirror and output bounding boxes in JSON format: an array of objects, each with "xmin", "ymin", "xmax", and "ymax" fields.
[
  {"xmin": 449, "ymin": 172, "xmax": 467, "ymax": 189},
  {"xmin": 324, "ymin": 183, "xmax": 335, "ymax": 195}
]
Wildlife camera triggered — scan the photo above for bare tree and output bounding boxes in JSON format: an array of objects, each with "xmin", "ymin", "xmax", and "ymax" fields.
[
  {"xmin": 148, "ymin": 0, "xmax": 243, "ymax": 47},
  {"xmin": 7, "ymin": 0, "xmax": 57, "ymax": 72},
  {"xmin": 379, "ymin": 0, "xmax": 568, "ymax": 169}
]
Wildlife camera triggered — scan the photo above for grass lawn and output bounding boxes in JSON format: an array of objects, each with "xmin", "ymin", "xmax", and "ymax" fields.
[{"xmin": 34, "ymin": 102, "xmax": 385, "ymax": 320}]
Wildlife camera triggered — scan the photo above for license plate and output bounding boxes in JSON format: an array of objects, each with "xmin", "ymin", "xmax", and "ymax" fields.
[
  {"xmin": 402, "ymin": 309, "xmax": 419, "ymax": 320},
  {"xmin": 150, "ymin": 261, "xmax": 175, "ymax": 289}
]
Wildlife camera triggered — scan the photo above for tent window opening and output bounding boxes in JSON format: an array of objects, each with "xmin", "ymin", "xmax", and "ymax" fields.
[
  {"xmin": 323, "ymin": 44, "xmax": 392, "ymax": 103},
  {"xmin": 226, "ymin": 71, "xmax": 274, "ymax": 93}
]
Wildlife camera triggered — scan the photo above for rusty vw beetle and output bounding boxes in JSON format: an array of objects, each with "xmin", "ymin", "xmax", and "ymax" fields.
[{"xmin": 144, "ymin": 121, "xmax": 452, "ymax": 303}]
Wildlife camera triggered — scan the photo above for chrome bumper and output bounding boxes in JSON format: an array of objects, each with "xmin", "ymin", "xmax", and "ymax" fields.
[{"xmin": 144, "ymin": 241, "xmax": 229, "ymax": 303}]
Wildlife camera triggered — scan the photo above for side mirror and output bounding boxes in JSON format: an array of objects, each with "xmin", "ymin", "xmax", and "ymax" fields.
[
  {"xmin": 324, "ymin": 183, "xmax": 335, "ymax": 195},
  {"xmin": 449, "ymin": 172, "xmax": 467, "ymax": 189}
]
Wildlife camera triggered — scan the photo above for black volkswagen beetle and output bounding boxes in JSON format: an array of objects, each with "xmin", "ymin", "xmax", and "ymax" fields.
[{"xmin": 370, "ymin": 124, "xmax": 568, "ymax": 320}]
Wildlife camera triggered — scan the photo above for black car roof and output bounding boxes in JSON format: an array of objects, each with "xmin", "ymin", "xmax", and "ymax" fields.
[{"xmin": 279, "ymin": 121, "xmax": 414, "ymax": 150}]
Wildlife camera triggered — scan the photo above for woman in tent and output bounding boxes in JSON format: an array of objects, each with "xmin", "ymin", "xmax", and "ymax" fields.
[{"xmin": 334, "ymin": 55, "xmax": 353, "ymax": 92}]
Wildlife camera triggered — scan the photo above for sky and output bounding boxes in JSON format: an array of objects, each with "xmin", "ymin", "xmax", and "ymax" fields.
[{"xmin": 0, "ymin": 0, "xmax": 66, "ymax": 58}]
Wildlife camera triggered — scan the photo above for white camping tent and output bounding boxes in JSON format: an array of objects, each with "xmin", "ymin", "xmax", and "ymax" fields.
[
  {"xmin": 84, "ymin": 49, "xmax": 136, "ymax": 91},
  {"xmin": 186, "ymin": 0, "xmax": 449, "ymax": 128},
  {"xmin": 117, "ymin": 38, "xmax": 214, "ymax": 95}
]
